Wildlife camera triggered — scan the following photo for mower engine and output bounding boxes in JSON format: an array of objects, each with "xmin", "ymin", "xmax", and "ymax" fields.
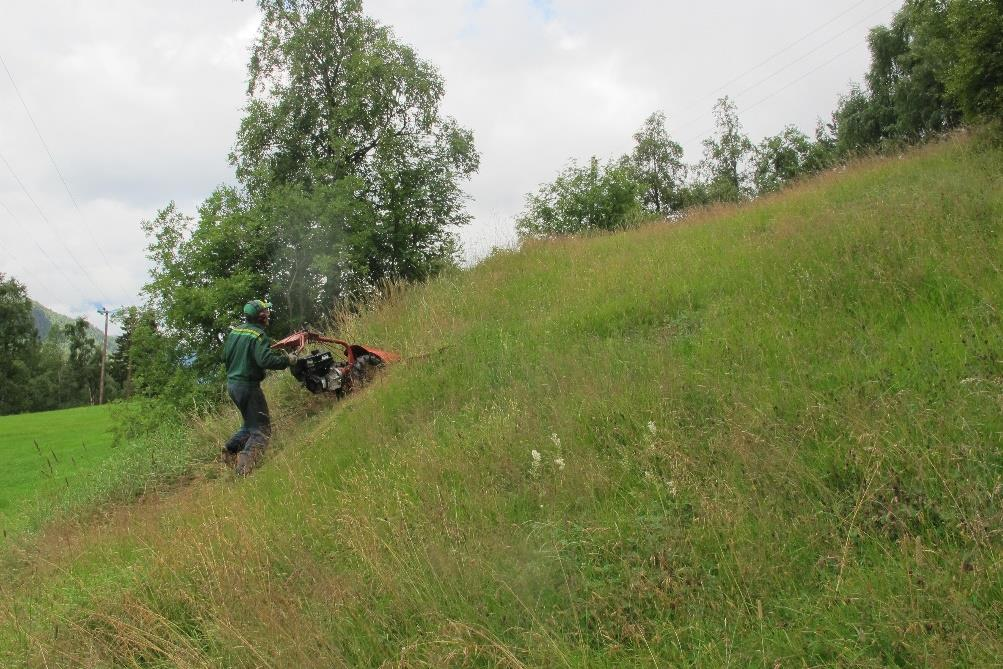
[
  {"xmin": 292, "ymin": 349, "xmax": 344, "ymax": 394},
  {"xmin": 272, "ymin": 330, "xmax": 399, "ymax": 396}
]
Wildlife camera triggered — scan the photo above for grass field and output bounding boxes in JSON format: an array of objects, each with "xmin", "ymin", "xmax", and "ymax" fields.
[
  {"xmin": 0, "ymin": 401, "xmax": 226, "ymax": 538},
  {"xmin": 0, "ymin": 405, "xmax": 115, "ymax": 531},
  {"xmin": 1, "ymin": 133, "xmax": 1001, "ymax": 667}
]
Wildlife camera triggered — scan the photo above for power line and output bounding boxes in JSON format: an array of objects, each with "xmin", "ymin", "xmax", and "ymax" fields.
[
  {"xmin": 0, "ymin": 243, "xmax": 55, "ymax": 297},
  {"xmin": 744, "ymin": 41, "xmax": 865, "ymax": 116},
  {"xmin": 0, "ymin": 198, "xmax": 87, "ymax": 302},
  {"xmin": 0, "ymin": 51, "xmax": 120, "ymax": 276},
  {"xmin": 700, "ymin": 0, "xmax": 877, "ymax": 103},
  {"xmin": 671, "ymin": 0, "xmax": 898, "ymax": 140},
  {"xmin": 728, "ymin": 0, "xmax": 898, "ymax": 106},
  {"xmin": 0, "ymin": 150, "xmax": 111, "ymax": 303},
  {"xmin": 678, "ymin": 38, "xmax": 866, "ymax": 151},
  {"xmin": 682, "ymin": 37, "xmax": 870, "ymax": 149}
]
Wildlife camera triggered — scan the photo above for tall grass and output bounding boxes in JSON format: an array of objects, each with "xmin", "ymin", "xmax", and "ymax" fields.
[{"xmin": 1, "ymin": 133, "xmax": 1001, "ymax": 667}]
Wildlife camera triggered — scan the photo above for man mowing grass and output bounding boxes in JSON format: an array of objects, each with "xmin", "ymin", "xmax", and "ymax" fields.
[{"xmin": 221, "ymin": 299, "xmax": 298, "ymax": 476}]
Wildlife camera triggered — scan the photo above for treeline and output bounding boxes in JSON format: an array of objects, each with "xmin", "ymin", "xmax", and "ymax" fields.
[
  {"xmin": 0, "ymin": 273, "xmax": 124, "ymax": 415},
  {"xmin": 518, "ymin": 0, "xmax": 1003, "ymax": 237}
]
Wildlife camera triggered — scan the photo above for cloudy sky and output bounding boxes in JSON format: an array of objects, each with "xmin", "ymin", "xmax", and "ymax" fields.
[{"xmin": 0, "ymin": 0, "xmax": 899, "ymax": 329}]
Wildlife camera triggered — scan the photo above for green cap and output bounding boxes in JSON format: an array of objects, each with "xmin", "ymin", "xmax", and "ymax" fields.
[{"xmin": 243, "ymin": 299, "xmax": 272, "ymax": 318}]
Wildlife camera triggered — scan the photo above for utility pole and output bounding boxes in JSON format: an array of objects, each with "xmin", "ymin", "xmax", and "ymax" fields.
[{"xmin": 98, "ymin": 307, "xmax": 110, "ymax": 405}]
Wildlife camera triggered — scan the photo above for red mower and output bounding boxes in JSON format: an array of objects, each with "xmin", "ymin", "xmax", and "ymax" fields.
[{"xmin": 272, "ymin": 330, "xmax": 399, "ymax": 396}]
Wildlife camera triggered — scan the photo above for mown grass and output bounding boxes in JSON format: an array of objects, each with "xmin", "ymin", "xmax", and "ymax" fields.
[
  {"xmin": 0, "ymin": 406, "xmax": 116, "ymax": 533},
  {"xmin": 0, "ymin": 402, "xmax": 229, "ymax": 540},
  {"xmin": 1, "ymin": 132, "xmax": 1001, "ymax": 667}
]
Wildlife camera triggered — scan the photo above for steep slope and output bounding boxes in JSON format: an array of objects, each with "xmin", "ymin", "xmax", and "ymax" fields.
[{"xmin": 2, "ymin": 134, "xmax": 1001, "ymax": 667}]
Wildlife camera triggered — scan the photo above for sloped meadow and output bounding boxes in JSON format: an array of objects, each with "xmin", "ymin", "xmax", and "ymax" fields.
[{"xmin": 2, "ymin": 134, "xmax": 1001, "ymax": 667}]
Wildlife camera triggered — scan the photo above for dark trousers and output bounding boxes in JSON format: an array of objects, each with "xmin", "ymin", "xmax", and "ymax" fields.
[{"xmin": 224, "ymin": 382, "xmax": 271, "ymax": 455}]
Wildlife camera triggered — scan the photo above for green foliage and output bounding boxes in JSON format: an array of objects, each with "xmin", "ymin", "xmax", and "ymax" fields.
[
  {"xmin": 28, "ymin": 327, "xmax": 68, "ymax": 411},
  {"xmin": 234, "ymin": 0, "xmax": 478, "ymax": 293},
  {"xmin": 107, "ymin": 303, "xmax": 221, "ymax": 437},
  {"xmin": 142, "ymin": 199, "xmax": 269, "ymax": 363},
  {"xmin": 61, "ymin": 318, "xmax": 105, "ymax": 406},
  {"xmin": 139, "ymin": 0, "xmax": 479, "ymax": 402},
  {"xmin": 753, "ymin": 125, "xmax": 813, "ymax": 194},
  {"xmin": 865, "ymin": 0, "xmax": 959, "ymax": 139},
  {"xmin": 629, "ymin": 111, "xmax": 686, "ymax": 214},
  {"xmin": 108, "ymin": 309, "xmax": 137, "ymax": 393},
  {"xmin": 833, "ymin": 83, "xmax": 888, "ymax": 155},
  {"xmin": 0, "ymin": 273, "xmax": 37, "ymax": 416},
  {"xmin": 752, "ymin": 124, "xmax": 836, "ymax": 194},
  {"xmin": 833, "ymin": 0, "xmax": 1002, "ymax": 156},
  {"xmin": 0, "ymin": 276, "xmax": 119, "ymax": 414},
  {"xmin": 945, "ymin": 0, "xmax": 1003, "ymax": 121},
  {"xmin": 515, "ymin": 157, "xmax": 643, "ymax": 238},
  {"xmin": 108, "ymin": 305, "xmax": 204, "ymax": 416},
  {"xmin": 697, "ymin": 96, "xmax": 754, "ymax": 202}
]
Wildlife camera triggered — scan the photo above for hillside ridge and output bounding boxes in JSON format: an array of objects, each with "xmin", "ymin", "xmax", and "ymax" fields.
[{"xmin": 30, "ymin": 300, "xmax": 114, "ymax": 350}]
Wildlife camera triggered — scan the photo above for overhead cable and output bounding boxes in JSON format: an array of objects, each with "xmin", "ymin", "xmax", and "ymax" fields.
[
  {"xmin": 677, "ymin": 39, "xmax": 867, "ymax": 149},
  {"xmin": 0, "ymin": 244, "xmax": 55, "ymax": 297},
  {"xmin": 0, "ymin": 51, "xmax": 120, "ymax": 274},
  {"xmin": 699, "ymin": 0, "xmax": 881, "ymax": 103},
  {"xmin": 671, "ymin": 0, "xmax": 899, "ymax": 141},
  {"xmin": 743, "ymin": 41, "xmax": 866, "ymax": 116},
  {"xmin": 0, "ymin": 150, "xmax": 111, "ymax": 303},
  {"xmin": 728, "ymin": 0, "xmax": 899, "ymax": 106},
  {"xmin": 0, "ymin": 198, "xmax": 87, "ymax": 303}
]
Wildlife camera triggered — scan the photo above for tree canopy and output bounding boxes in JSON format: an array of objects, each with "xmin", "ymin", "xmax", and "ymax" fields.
[
  {"xmin": 698, "ymin": 97, "xmax": 754, "ymax": 203},
  {"xmin": 0, "ymin": 274, "xmax": 38, "ymax": 415},
  {"xmin": 629, "ymin": 112, "xmax": 686, "ymax": 215},
  {"xmin": 515, "ymin": 158, "xmax": 642, "ymax": 238},
  {"xmin": 140, "ymin": 0, "xmax": 479, "ymax": 386}
]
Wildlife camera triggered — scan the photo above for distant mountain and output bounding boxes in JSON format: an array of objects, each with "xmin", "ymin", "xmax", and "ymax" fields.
[{"xmin": 31, "ymin": 301, "xmax": 116, "ymax": 352}]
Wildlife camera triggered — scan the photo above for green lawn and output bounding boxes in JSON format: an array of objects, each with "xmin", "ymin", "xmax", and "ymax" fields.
[{"xmin": 0, "ymin": 405, "xmax": 115, "ymax": 530}]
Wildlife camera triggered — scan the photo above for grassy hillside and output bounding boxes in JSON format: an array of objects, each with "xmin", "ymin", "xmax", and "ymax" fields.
[{"xmin": 1, "ymin": 133, "xmax": 1001, "ymax": 667}]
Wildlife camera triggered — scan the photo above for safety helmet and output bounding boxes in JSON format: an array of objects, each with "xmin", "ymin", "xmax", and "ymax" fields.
[{"xmin": 243, "ymin": 299, "xmax": 272, "ymax": 318}]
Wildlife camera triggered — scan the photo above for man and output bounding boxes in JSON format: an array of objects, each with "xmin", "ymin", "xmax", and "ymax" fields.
[{"xmin": 222, "ymin": 299, "xmax": 296, "ymax": 475}]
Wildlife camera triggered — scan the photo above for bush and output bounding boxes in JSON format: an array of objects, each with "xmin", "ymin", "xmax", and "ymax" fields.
[{"xmin": 516, "ymin": 157, "xmax": 643, "ymax": 239}]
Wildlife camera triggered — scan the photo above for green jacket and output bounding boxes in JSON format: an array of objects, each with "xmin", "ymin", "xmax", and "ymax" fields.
[{"xmin": 222, "ymin": 322, "xmax": 289, "ymax": 385}]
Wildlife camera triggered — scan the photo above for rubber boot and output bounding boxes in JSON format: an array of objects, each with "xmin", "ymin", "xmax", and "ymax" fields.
[
  {"xmin": 220, "ymin": 447, "xmax": 238, "ymax": 468},
  {"xmin": 234, "ymin": 447, "xmax": 262, "ymax": 477}
]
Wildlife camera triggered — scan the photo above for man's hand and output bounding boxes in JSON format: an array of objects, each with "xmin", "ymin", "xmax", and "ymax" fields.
[{"xmin": 286, "ymin": 352, "xmax": 299, "ymax": 366}]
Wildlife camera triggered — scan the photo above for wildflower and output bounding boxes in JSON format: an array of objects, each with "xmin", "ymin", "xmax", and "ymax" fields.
[
  {"xmin": 550, "ymin": 433, "xmax": 561, "ymax": 448},
  {"xmin": 530, "ymin": 449, "xmax": 542, "ymax": 477},
  {"xmin": 667, "ymin": 479, "xmax": 678, "ymax": 497},
  {"xmin": 647, "ymin": 421, "xmax": 657, "ymax": 436},
  {"xmin": 554, "ymin": 457, "xmax": 565, "ymax": 470}
]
